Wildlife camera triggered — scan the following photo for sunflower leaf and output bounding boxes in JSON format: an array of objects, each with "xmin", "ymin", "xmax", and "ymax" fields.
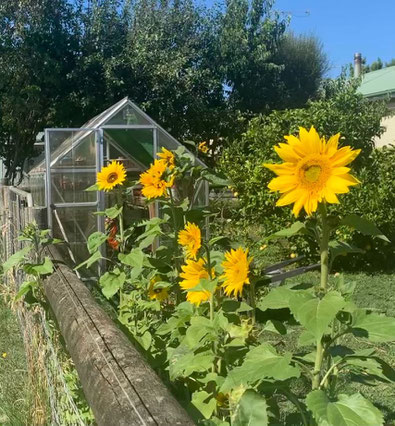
[
  {"xmin": 269, "ymin": 221, "xmax": 308, "ymax": 239},
  {"xmin": 306, "ymin": 390, "xmax": 384, "ymax": 426},
  {"xmin": 351, "ymin": 311, "xmax": 395, "ymax": 342},
  {"xmin": 220, "ymin": 343, "xmax": 300, "ymax": 392},
  {"xmin": 289, "ymin": 290, "xmax": 346, "ymax": 341},
  {"xmin": 341, "ymin": 214, "xmax": 390, "ymax": 242},
  {"xmin": 233, "ymin": 390, "xmax": 268, "ymax": 426}
]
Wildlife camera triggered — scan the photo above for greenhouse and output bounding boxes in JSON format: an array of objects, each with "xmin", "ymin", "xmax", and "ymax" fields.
[{"xmin": 27, "ymin": 97, "xmax": 207, "ymax": 267}]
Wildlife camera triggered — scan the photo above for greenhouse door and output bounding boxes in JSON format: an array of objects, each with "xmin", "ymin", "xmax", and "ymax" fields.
[{"xmin": 44, "ymin": 128, "xmax": 104, "ymax": 267}]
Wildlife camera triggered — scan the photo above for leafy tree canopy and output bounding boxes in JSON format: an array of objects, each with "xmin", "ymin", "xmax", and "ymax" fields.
[{"xmin": 0, "ymin": 0, "xmax": 328, "ymax": 181}]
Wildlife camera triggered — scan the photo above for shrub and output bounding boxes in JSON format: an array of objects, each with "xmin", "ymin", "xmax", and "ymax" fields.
[{"xmin": 220, "ymin": 77, "xmax": 393, "ymax": 270}]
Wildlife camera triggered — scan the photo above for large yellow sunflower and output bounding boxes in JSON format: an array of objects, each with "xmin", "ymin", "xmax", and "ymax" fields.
[
  {"xmin": 157, "ymin": 147, "xmax": 175, "ymax": 170},
  {"xmin": 148, "ymin": 276, "xmax": 169, "ymax": 302},
  {"xmin": 139, "ymin": 159, "xmax": 174, "ymax": 199},
  {"xmin": 220, "ymin": 247, "xmax": 252, "ymax": 298},
  {"xmin": 178, "ymin": 222, "xmax": 202, "ymax": 259},
  {"xmin": 179, "ymin": 258, "xmax": 212, "ymax": 306},
  {"xmin": 97, "ymin": 161, "xmax": 126, "ymax": 191},
  {"xmin": 264, "ymin": 126, "xmax": 361, "ymax": 216}
]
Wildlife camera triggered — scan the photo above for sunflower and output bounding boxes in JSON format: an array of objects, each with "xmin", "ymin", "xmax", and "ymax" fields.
[
  {"xmin": 220, "ymin": 247, "xmax": 252, "ymax": 298},
  {"xmin": 139, "ymin": 159, "xmax": 174, "ymax": 199},
  {"xmin": 178, "ymin": 222, "xmax": 202, "ymax": 259},
  {"xmin": 198, "ymin": 141, "xmax": 209, "ymax": 154},
  {"xmin": 148, "ymin": 276, "xmax": 169, "ymax": 302},
  {"xmin": 264, "ymin": 126, "xmax": 361, "ymax": 216},
  {"xmin": 179, "ymin": 258, "xmax": 212, "ymax": 306},
  {"xmin": 97, "ymin": 161, "xmax": 127, "ymax": 191},
  {"xmin": 157, "ymin": 147, "xmax": 175, "ymax": 169}
]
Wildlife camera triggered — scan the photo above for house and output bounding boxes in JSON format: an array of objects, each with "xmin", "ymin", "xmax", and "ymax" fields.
[{"xmin": 356, "ymin": 55, "xmax": 395, "ymax": 148}]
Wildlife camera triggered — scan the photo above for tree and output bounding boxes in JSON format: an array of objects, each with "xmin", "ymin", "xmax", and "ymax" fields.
[
  {"xmin": 0, "ymin": 0, "xmax": 329, "ymax": 181},
  {"xmin": 219, "ymin": 0, "xmax": 287, "ymax": 113},
  {"xmin": 364, "ymin": 57, "xmax": 395, "ymax": 73},
  {"xmin": 272, "ymin": 32, "xmax": 329, "ymax": 109},
  {"xmin": 0, "ymin": 0, "xmax": 80, "ymax": 182}
]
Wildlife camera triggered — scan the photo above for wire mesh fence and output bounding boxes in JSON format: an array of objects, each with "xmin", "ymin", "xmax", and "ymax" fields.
[{"xmin": 0, "ymin": 185, "xmax": 93, "ymax": 425}]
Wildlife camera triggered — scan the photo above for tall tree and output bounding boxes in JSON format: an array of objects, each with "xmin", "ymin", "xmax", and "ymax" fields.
[
  {"xmin": 272, "ymin": 32, "xmax": 329, "ymax": 109},
  {"xmin": 0, "ymin": 0, "xmax": 80, "ymax": 181},
  {"xmin": 219, "ymin": 0, "xmax": 287, "ymax": 113}
]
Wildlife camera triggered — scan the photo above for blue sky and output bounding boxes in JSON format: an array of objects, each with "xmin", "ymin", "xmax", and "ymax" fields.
[{"xmin": 274, "ymin": 0, "xmax": 395, "ymax": 77}]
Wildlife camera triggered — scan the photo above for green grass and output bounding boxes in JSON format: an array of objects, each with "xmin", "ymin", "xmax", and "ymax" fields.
[{"xmin": 0, "ymin": 298, "xmax": 31, "ymax": 425}]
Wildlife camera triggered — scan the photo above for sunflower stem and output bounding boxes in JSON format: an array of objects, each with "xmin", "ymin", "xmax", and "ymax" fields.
[
  {"xmin": 312, "ymin": 203, "xmax": 331, "ymax": 390},
  {"xmin": 249, "ymin": 279, "xmax": 256, "ymax": 326},
  {"xmin": 319, "ymin": 203, "xmax": 330, "ymax": 291}
]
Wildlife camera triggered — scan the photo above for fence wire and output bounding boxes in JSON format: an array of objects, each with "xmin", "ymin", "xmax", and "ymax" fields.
[{"xmin": 0, "ymin": 186, "xmax": 90, "ymax": 426}]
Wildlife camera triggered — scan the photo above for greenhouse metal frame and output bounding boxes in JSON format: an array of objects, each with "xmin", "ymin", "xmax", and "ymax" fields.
[{"xmin": 28, "ymin": 97, "xmax": 208, "ymax": 267}]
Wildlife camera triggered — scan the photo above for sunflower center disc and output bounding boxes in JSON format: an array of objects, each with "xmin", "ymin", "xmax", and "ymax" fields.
[
  {"xmin": 304, "ymin": 165, "xmax": 322, "ymax": 183},
  {"xmin": 107, "ymin": 172, "xmax": 118, "ymax": 183}
]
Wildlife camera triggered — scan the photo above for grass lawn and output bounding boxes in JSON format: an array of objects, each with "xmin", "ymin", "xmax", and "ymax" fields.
[{"xmin": 0, "ymin": 298, "xmax": 31, "ymax": 425}]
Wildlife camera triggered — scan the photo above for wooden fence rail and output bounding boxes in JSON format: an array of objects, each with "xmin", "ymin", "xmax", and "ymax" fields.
[{"xmin": 44, "ymin": 246, "xmax": 195, "ymax": 426}]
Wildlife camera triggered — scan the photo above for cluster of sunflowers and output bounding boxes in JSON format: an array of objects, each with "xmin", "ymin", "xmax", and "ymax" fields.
[
  {"xmin": 96, "ymin": 127, "xmax": 362, "ymax": 306},
  {"xmin": 178, "ymin": 222, "xmax": 252, "ymax": 305},
  {"xmin": 96, "ymin": 144, "xmax": 254, "ymax": 305},
  {"xmin": 89, "ymin": 129, "xmax": 394, "ymax": 426}
]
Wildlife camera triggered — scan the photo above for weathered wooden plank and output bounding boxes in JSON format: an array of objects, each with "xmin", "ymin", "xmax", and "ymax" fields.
[{"xmin": 43, "ymin": 247, "xmax": 195, "ymax": 426}]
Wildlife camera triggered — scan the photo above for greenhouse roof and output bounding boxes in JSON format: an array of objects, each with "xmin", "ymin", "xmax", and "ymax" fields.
[
  {"xmin": 30, "ymin": 97, "xmax": 204, "ymax": 174},
  {"xmin": 358, "ymin": 66, "xmax": 395, "ymax": 99}
]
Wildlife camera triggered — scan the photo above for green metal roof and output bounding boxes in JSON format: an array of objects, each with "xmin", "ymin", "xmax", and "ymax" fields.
[{"xmin": 358, "ymin": 66, "xmax": 395, "ymax": 98}]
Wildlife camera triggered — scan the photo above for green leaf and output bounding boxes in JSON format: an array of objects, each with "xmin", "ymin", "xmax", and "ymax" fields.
[
  {"xmin": 3, "ymin": 245, "xmax": 32, "ymax": 273},
  {"xmin": 75, "ymin": 250, "xmax": 102, "ymax": 270},
  {"xmin": 233, "ymin": 390, "xmax": 268, "ymax": 426},
  {"xmin": 184, "ymin": 316, "xmax": 214, "ymax": 349},
  {"xmin": 221, "ymin": 343, "xmax": 300, "ymax": 392},
  {"xmin": 335, "ymin": 274, "xmax": 357, "ymax": 296},
  {"xmin": 237, "ymin": 301, "xmax": 253, "ymax": 313},
  {"xmin": 138, "ymin": 234, "xmax": 156, "ymax": 249},
  {"xmin": 345, "ymin": 357, "xmax": 395, "ymax": 382},
  {"xmin": 352, "ymin": 311, "xmax": 395, "ymax": 342},
  {"xmin": 341, "ymin": 214, "xmax": 390, "ymax": 242},
  {"xmin": 187, "ymin": 278, "xmax": 218, "ymax": 293},
  {"xmin": 15, "ymin": 281, "xmax": 35, "ymax": 301},
  {"xmin": 135, "ymin": 331, "xmax": 152, "ymax": 351},
  {"xmin": 191, "ymin": 391, "xmax": 216, "ymax": 420},
  {"xmin": 100, "ymin": 271, "xmax": 126, "ymax": 299},
  {"xmin": 289, "ymin": 291, "xmax": 346, "ymax": 341},
  {"xmin": 257, "ymin": 287, "xmax": 294, "ymax": 311},
  {"xmin": 201, "ymin": 170, "xmax": 231, "ymax": 187},
  {"xmin": 87, "ymin": 232, "xmax": 108, "ymax": 254},
  {"xmin": 298, "ymin": 330, "xmax": 316, "ymax": 346},
  {"xmin": 263, "ymin": 320, "xmax": 287, "ymax": 335},
  {"xmin": 329, "ymin": 240, "xmax": 364, "ymax": 262},
  {"xmin": 105, "ymin": 205, "xmax": 123, "ymax": 219},
  {"xmin": 31, "ymin": 257, "xmax": 54, "ymax": 275},
  {"xmin": 168, "ymin": 346, "xmax": 214, "ymax": 380},
  {"xmin": 85, "ymin": 183, "xmax": 99, "ymax": 191},
  {"xmin": 208, "ymin": 236, "xmax": 229, "ymax": 247},
  {"xmin": 306, "ymin": 390, "xmax": 384, "ymax": 426},
  {"xmin": 269, "ymin": 221, "xmax": 307, "ymax": 239},
  {"xmin": 118, "ymin": 249, "xmax": 144, "ymax": 269}
]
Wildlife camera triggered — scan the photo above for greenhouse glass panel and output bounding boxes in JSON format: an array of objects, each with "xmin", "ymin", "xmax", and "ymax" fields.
[
  {"xmin": 106, "ymin": 104, "xmax": 151, "ymax": 125},
  {"xmin": 158, "ymin": 128, "xmax": 180, "ymax": 152},
  {"xmin": 103, "ymin": 129, "xmax": 154, "ymax": 168},
  {"xmin": 48, "ymin": 130, "xmax": 98, "ymax": 204},
  {"xmin": 52, "ymin": 205, "xmax": 97, "ymax": 269}
]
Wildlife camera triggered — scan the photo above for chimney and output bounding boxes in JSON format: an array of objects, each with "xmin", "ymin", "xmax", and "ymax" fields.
[{"xmin": 354, "ymin": 53, "xmax": 362, "ymax": 78}]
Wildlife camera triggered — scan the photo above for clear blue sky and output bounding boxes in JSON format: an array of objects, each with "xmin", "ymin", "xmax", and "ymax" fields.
[{"xmin": 274, "ymin": 0, "xmax": 395, "ymax": 77}]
